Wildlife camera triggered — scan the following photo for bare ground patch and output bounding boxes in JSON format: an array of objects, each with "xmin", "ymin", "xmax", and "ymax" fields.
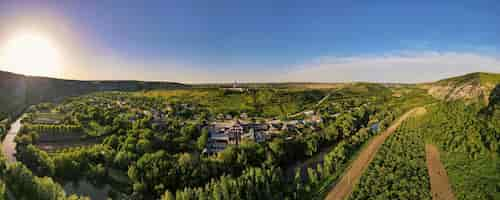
[{"xmin": 426, "ymin": 144, "xmax": 456, "ymax": 200}]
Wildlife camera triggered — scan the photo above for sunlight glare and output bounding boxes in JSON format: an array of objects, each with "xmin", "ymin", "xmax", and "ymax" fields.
[{"xmin": 1, "ymin": 32, "xmax": 63, "ymax": 77}]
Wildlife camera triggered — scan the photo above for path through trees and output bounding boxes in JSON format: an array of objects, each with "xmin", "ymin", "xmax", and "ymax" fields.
[{"xmin": 426, "ymin": 144, "xmax": 456, "ymax": 200}]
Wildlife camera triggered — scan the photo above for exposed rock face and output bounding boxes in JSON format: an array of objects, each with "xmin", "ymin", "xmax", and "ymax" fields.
[
  {"xmin": 427, "ymin": 72, "xmax": 500, "ymax": 103},
  {"xmin": 428, "ymin": 80, "xmax": 488, "ymax": 102}
]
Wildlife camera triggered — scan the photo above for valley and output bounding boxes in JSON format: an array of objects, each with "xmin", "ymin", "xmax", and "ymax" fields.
[{"xmin": 0, "ymin": 71, "xmax": 498, "ymax": 200}]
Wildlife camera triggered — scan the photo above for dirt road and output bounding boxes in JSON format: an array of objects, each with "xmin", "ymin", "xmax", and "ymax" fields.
[
  {"xmin": 426, "ymin": 144, "xmax": 456, "ymax": 200},
  {"xmin": 324, "ymin": 107, "xmax": 425, "ymax": 200}
]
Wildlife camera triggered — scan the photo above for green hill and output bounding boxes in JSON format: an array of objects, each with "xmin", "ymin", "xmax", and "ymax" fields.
[
  {"xmin": 426, "ymin": 72, "xmax": 500, "ymax": 103},
  {"xmin": 436, "ymin": 72, "xmax": 500, "ymax": 85},
  {"xmin": 0, "ymin": 70, "xmax": 187, "ymax": 120}
]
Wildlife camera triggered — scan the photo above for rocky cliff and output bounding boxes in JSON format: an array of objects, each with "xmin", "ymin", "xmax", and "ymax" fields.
[{"xmin": 425, "ymin": 72, "xmax": 500, "ymax": 103}]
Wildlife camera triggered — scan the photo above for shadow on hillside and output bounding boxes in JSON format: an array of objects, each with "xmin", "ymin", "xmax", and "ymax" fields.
[
  {"xmin": 480, "ymin": 84, "xmax": 500, "ymax": 117},
  {"xmin": 489, "ymin": 84, "xmax": 500, "ymax": 104}
]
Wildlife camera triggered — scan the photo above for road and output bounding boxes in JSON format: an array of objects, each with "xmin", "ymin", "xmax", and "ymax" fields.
[
  {"xmin": 426, "ymin": 144, "xmax": 456, "ymax": 200},
  {"xmin": 288, "ymin": 94, "xmax": 331, "ymax": 118},
  {"xmin": 324, "ymin": 107, "xmax": 425, "ymax": 200},
  {"xmin": 1, "ymin": 117, "xmax": 23, "ymax": 163}
]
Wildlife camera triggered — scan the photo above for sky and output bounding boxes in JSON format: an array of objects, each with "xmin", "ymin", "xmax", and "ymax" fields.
[{"xmin": 0, "ymin": 0, "xmax": 499, "ymax": 83}]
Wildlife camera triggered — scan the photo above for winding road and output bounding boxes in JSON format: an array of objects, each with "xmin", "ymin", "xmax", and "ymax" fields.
[
  {"xmin": 2, "ymin": 116, "xmax": 23, "ymax": 163},
  {"xmin": 324, "ymin": 107, "xmax": 425, "ymax": 200}
]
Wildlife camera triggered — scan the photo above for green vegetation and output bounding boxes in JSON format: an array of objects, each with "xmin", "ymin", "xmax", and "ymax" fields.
[
  {"xmin": 349, "ymin": 116, "xmax": 431, "ymax": 200},
  {"xmin": 485, "ymin": 84, "xmax": 500, "ymax": 127},
  {"xmin": 437, "ymin": 72, "xmax": 500, "ymax": 86},
  {"xmin": 419, "ymin": 103, "xmax": 500, "ymax": 199},
  {"xmin": 0, "ymin": 119, "xmax": 8, "ymax": 139},
  {"xmin": 0, "ymin": 154, "xmax": 89, "ymax": 200},
  {"xmin": 8, "ymin": 83, "xmax": 414, "ymax": 199},
  {"xmin": 441, "ymin": 152, "xmax": 499, "ymax": 200},
  {"xmin": 3, "ymin": 72, "xmax": 498, "ymax": 200},
  {"xmin": 350, "ymin": 100, "xmax": 500, "ymax": 200},
  {"xmin": 141, "ymin": 88, "xmax": 326, "ymax": 118},
  {"xmin": 0, "ymin": 70, "xmax": 186, "ymax": 121}
]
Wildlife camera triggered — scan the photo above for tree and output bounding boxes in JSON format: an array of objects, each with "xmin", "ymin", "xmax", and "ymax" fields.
[
  {"xmin": 128, "ymin": 151, "xmax": 176, "ymax": 198},
  {"xmin": 197, "ymin": 128, "xmax": 209, "ymax": 151},
  {"xmin": 161, "ymin": 190, "xmax": 175, "ymax": 200},
  {"xmin": 137, "ymin": 139, "xmax": 153, "ymax": 154},
  {"xmin": 0, "ymin": 181, "xmax": 5, "ymax": 200},
  {"xmin": 17, "ymin": 145, "xmax": 55, "ymax": 177},
  {"xmin": 268, "ymin": 138, "xmax": 286, "ymax": 164}
]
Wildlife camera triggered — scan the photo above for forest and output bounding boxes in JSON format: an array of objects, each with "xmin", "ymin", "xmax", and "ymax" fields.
[
  {"xmin": 420, "ymin": 102, "xmax": 500, "ymax": 199},
  {"xmin": 0, "ymin": 84, "xmax": 415, "ymax": 200},
  {"xmin": 349, "ymin": 115, "xmax": 431, "ymax": 200},
  {"xmin": 349, "ymin": 101, "xmax": 500, "ymax": 200},
  {"xmin": 0, "ymin": 81, "xmax": 497, "ymax": 200}
]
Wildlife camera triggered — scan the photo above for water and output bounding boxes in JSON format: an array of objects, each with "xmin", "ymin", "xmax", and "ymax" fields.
[
  {"xmin": 1, "ymin": 117, "xmax": 23, "ymax": 163},
  {"xmin": 63, "ymin": 180, "xmax": 111, "ymax": 200}
]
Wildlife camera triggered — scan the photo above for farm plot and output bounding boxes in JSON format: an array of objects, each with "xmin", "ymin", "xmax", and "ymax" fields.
[{"xmin": 348, "ymin": 116, "xmax": 432, "ymax": 200}]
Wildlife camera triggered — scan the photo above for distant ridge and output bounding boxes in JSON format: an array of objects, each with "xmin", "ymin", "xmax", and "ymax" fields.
[
  {"xmin": 0, "ymin": 70, "xmax": 187, "ymax": 119},
  {"xmin": 2, "ymin": 70, "xmax": 500, "ymax": 118}
]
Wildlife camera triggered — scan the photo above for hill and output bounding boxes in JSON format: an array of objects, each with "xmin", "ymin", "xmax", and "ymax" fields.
[
  {"xmin": 0, "ymin": 70, "xmax": 187, "ymax": 119},
  {"xmin": 425, "ymin": 72, "xmax": 500, "ymax": 103},
  {"xmin": 485, "ymin": 84, "xmax": 500, "ymax": 123},
  {"xmin": 2, "ymin": 70, "xmax": 499, "ymax": 119}
]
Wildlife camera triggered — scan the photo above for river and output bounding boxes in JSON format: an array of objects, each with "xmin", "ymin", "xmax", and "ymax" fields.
[{"xmin": 1, "ymin": 117, "xmax": 22, "ymax": 163}]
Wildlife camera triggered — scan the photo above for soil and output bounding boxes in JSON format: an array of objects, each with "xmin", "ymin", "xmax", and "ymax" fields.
[{"xmin": 425, "ymin": 144, "xmax": 456, "ymax": 200}]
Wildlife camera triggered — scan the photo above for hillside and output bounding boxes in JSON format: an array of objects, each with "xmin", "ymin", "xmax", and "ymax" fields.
[
  {"xmin": 2, "ymin": 70, "xmax": 499, "ymax": 119},
  {"xmin": 0, "ymin": 70, "xmax": 187, "ymax": 119},
  {"xmin": 485, "ymin": 84, "xmax": 500, "ymax": 122},
  {"xmin": 425, "ymin": 72, "xmax": 500, "ymax": 103}
]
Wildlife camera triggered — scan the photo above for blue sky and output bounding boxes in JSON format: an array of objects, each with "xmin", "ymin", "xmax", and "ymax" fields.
[{"xmin": 0, "ymin": 0, "xmax": 499, "ymax": 83}]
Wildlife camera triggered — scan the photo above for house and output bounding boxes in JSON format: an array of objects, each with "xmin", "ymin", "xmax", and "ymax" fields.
[
  {"xmin": 240, "ymin": 113, "xmax": 248, "ymax": 119},
  {"xmin": 282, "ymin": 120, "xmax": 300, "ymax": 131},
  {"xmin": 242, "ymin": 129, "xmax": 266, "ymax": 143},
  {"xmin": 220, "ymin": 81, "xmax": 247, "ymax": 92},
  {"xmin": 206, "ymin": 120, "xmax": 268, "ymax": 153},
  {"xmin": 311, "ymin": 115, "xmax": 323, "ymax": 123},
  {"xmin": 206, "ymin": 121, "xmax": 242, "ymax": 153},
  {"xmin": 304, "ymin": 110, "xmax": 315, "ymax": 116},
  {"xmin": 267, "ymin": 119, "xmax": 283, "ymax": 131},
  {"xmin": 227, "ymin": 121, "xmax": 244, "ymax": 145},
  {"xmin": 370, "ymin": 122, "xmax": 380, "ymax": 133}
]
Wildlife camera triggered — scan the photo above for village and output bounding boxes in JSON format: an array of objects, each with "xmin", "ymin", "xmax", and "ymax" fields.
[
  {"xmin": 21, "ymin": 93, "xmax": 330, "ymax": 154},
  {"xmin": 3, "ymin": 86, "xmax": 388, "ymax": 200},
  {"xmin": 204, "ymin": 110, "xmax": 324, "ymax": 153}
]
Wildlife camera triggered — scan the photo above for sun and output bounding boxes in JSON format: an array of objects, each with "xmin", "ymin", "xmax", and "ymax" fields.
[{"xmin": 1, "ymin": 32, "xmax": 63, "ymax": 77}]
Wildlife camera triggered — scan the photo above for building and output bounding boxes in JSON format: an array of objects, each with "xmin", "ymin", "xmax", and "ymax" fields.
[
  {"xmin": 206, "ymin": 120, "xmax": 268, "ymax": 153},
  {"xmin": 242, "ymin": 128, "xmax": 266, "ymax": 143},
  {"xmin": 228, "ymin": 121, "xmax": 244, "ymax": 145},
  {"xmin": 304, "ymin": 110, "xmax": 315, "ymax": 116}
]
